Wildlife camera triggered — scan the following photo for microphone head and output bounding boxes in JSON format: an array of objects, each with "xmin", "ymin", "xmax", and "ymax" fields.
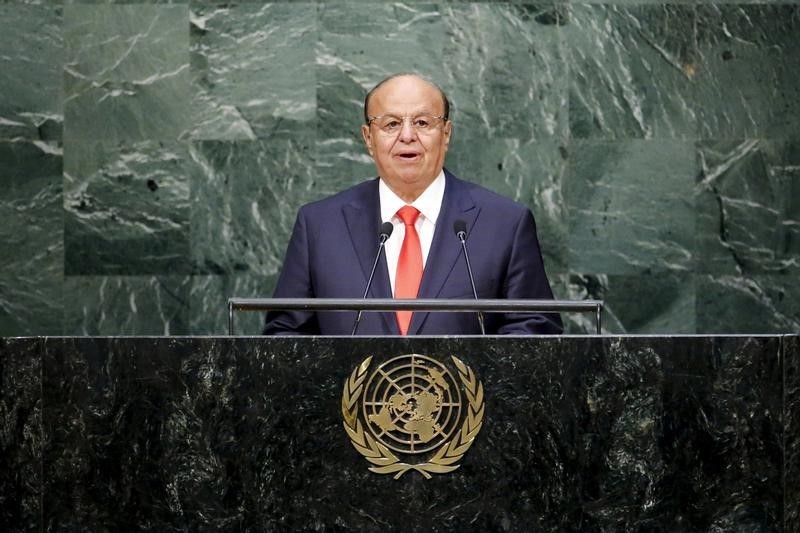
[
  {"xmin": 453, "ymin": 219, "xmax": 467, "ymax": 237},
  {"xmin": 379, "ymin": 221, "xmax": 394, "ymax": 240}
]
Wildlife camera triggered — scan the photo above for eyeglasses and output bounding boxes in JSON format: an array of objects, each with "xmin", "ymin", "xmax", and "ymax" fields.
[{"xmin": 366, "ymin": 114, "xmax": 447, "ymax": 135}]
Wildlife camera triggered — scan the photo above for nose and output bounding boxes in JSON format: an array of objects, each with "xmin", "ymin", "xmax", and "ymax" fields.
[{"xmin": 398, "ymin": 117, "xmax": 416, "ymax": 142}]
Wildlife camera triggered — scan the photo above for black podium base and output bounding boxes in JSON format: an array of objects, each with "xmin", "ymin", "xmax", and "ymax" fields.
[{"xmin": 1, "ymin": 335, "xmax": 797, "ymax": 530}]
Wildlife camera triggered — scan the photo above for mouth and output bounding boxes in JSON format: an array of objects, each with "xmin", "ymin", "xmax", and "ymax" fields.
[{"xmin": 395, "ymin": 151, "xmax": 421, "ymax": 161}]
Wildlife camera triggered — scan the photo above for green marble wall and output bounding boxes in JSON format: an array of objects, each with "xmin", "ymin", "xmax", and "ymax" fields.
[{"xmin": 1, "ymin": 2, "xmax": 798, "ymax": 336}]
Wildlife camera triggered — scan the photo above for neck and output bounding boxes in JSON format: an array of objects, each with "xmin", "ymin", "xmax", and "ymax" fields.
[
  {"xmin": 395, "ymin": 189, "xmax": 422, "ymax": 204},
  {"xmin": 384, "ymin": 175, "xmax": 439, "ymax": 204}
]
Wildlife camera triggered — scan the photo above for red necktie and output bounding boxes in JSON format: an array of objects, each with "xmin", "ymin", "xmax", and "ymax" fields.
[{"xmin": 395, "ymin": 206, "xmax": 422, "ymax": 335}]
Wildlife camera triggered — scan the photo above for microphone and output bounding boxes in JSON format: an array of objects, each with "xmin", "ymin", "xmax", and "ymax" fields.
[
  {"xmin": 453, "ymin": 219, "xmax": 486, "ymax": 335},
  {"xmin": 351, "ymin": 222, "xmax": 394, "ymax": 335}
]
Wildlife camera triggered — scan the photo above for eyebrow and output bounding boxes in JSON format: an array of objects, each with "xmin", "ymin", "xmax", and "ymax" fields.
[{"xmin": 372, "ymin": 109, "xmax": 440, "ymax": 117}]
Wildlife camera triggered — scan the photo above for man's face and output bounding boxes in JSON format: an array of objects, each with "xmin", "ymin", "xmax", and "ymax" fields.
[{"xmin": 361, "ymin": 76, "xmax": 452, "ymax": 200}]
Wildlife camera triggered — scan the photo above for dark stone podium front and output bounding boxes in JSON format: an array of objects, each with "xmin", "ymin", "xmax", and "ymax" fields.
[{"xmin": 1, "ymin": 335, "xmax": 798, "ymax": 531}]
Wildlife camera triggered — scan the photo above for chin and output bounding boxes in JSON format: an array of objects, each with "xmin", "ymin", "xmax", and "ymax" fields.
[{"xmin": 397, "ymin": 166, "xmax": 429, "ymax": 179}]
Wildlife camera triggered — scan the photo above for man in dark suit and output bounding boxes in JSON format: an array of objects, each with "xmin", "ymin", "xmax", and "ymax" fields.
[{"xmin": 264, "ymin": 73, "xmax": 562, "ymax": 335}]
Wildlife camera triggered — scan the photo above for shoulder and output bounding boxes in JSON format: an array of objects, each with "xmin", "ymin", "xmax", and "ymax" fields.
[
  {"xmin": 297, "ymin": 178, "xmax": 378, "ymax": 217},
  {"xmin": 446, "ymin": 169, "xmax": 530, "ymax": 217}
]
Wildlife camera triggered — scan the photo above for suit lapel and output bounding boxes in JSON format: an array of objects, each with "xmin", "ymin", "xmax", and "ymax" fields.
[
  {"xmin": 342, "ymin": 179, "xmax": 396, "ymax": 333},
  {"xmin": 408, "ymin": 170, "xmax": 479, "ymax": 335}
]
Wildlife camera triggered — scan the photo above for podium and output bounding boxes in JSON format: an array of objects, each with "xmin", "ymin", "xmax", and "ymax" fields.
[{"xmin": 1, "ymin": 335, "xmax": 797, "ymax": 530}]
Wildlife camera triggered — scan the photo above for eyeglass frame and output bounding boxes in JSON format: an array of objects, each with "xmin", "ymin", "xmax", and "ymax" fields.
[{"xmin": 365, "ymin": 114, "xmax": 449, "ymax": 135}]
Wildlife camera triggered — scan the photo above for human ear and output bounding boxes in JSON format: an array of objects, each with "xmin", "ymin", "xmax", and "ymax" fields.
[{"xmin": 361, "ymin": 124, "xmax": 374, "ymax": 155}]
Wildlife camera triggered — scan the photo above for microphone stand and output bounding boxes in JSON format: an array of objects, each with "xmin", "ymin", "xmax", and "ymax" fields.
[
  {"xmin": 455, "ymin": 221, "xmax": 486, "ymax": 335},
  {"xmin": 352, "ymin": 222, "xmax": 393, "ymax": 335}
]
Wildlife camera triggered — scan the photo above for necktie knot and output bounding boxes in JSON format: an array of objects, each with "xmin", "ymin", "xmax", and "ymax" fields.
[{"xmin": 397, "ymin": 205, "xmax": 420, "ymax": 226}]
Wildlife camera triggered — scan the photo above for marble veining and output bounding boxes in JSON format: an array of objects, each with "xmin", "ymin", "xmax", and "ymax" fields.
[
  {"xmin": 2, "ymin": 336, "xmax": 783, "ymax": 529},
  {"xmin": 0, "ymin": 2, "xmax": 798, "ymax": 335},
  {"xmin": 0, "ymin": 338, "xmax": 42, "ymax": 531}
]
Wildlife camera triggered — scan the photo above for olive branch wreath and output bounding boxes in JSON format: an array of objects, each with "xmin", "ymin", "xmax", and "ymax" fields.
[{"xmin": 341, "ymin": 355, "xmax": 484, "ymax": 479}]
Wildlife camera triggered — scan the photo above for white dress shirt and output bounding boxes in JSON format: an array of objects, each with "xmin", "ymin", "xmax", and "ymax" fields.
[{"xmin": 379, "ymin": 170, "xmax": 446, "ymax": 295}]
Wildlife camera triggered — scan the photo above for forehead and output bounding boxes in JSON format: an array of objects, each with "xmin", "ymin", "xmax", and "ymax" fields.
[{"xmin": 369, "ymin": 76, "xmax": 445, "ymax": 114}]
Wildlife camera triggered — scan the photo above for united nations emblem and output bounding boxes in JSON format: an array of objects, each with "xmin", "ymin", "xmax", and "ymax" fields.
[{"xmin": 341, "ymin": 354, "xmax": 484, "ymax": 479}]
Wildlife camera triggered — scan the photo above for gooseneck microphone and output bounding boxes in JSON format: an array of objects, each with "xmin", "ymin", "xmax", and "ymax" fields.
[
  {"xmin": 351, "ymin": 222, "xmax": 394, "ymax": 335},
  {"xmin": 454, "ymin": 219, "xmax": 486, "ymax": 335}
]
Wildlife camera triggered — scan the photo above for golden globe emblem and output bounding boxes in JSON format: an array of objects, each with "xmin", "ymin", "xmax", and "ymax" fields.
[
  {"xmin": 362, "ymin": 354, "xmax": 461, "ymax": 454},
  {"xmin": 342, "ymin": 354, "xmax": 484, "ymax": 479}
]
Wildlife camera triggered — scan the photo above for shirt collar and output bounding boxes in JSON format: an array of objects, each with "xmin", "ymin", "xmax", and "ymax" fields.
[{"xmin": 379, "ymin": 170, "xmax": 446, "ymax": 224}]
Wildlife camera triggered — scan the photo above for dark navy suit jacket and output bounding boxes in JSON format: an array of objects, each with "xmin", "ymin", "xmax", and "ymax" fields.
[{"xmin": 263, "ymin": 169, "xmax": 562, "ymax": 335}]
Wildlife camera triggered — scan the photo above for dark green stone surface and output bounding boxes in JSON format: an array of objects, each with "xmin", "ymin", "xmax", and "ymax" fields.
[
  {"xmin": 63, "ymin": 4, "xmax": 190, "ymax": 142},
  {"xmin": 189, "ymin": 139, "xmax": 315, "ymax": 276},
  {"xmin": 696, "ymin": 275, "xmax": 800, "ymax": 334},
  {"xmin": 558, "ymin": 272, "xmax": 695, "ymax": 334},
  {"xmin": 62, "ymin": 276, "xmax": 190, "ymax": 335},
  {"xmin": 786, "ymin": 334, "xmax": 799, "ymax": 532},
  {"xmin": 0, "ymin": 5, "xmax": 62, "ymax": 142},
  {"xmin": 63, "ymin": 140, "xmax": 192, "ymax": 275},
  {"xmin": 566, "ymin": 4, "xmax": 697, "ymax": 139},
  {"xmin": 696, "ymin": 139, "xmax": 800, "ymax": 276},
  {"xmin": 188, "ymin": 3, "xmax": 316, "ymax": 141},
  {"xmin": 190, "ymin": 274, "xmax": 265, "ymax": 335},
  {"xmin": 0, "ymin": 335, "xmax": 792, "ymax": 529},
  {"xmin": 0, "ymin": 141, "xmax": 64, "ymax": 336},
  {"xmin": 565, "ymin": 140, "xmax": 696, "ymax": 275},
  {"xmin": 0, "ymin": 1, "xmax": 798, "ymax": 335},
  {"xmin": 442, "ymin": 4, "xmax": 567, "ymax": 143},
  {"xmin": 694, "ymin": 5, "xmax": 800, "ymax": 139},
  {"xmin": 0, "ymin": 338, "xmax": 42, "ymax": 531}
]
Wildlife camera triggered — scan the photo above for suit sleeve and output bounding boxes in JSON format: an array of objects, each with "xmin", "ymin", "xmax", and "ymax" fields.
[
  {"xmin": 496, "ymin": 208, "xmax": 563, "ymax": 335},
  {"xmin": 262, "ymin": 209, "xmax": 320, "ymax": 335}
]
